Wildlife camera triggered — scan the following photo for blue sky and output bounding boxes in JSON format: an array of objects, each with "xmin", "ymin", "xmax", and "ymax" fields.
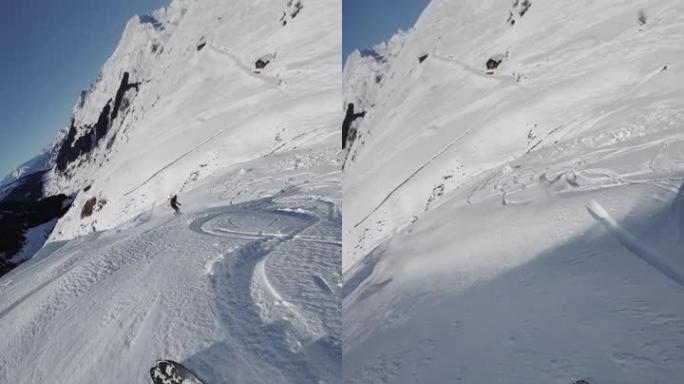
[
  {"xmin": 0, "ymin": 0, "xmax": 169, "ymax": 178},
  {"xmin": 343, "ymin": 0, "xmax": 431, "ymax": 62}
]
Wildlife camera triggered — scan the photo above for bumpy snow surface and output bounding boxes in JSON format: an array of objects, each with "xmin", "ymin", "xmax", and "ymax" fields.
[
  {"xmin": 0, "ymin": 156, "xmax": 341, "ymax": 383},
  {"xmin": 1, "ymin": 0, "xmax": 341, "ymax": 383},
  {"xmin": 343, "ymin": 0, "xmax": 684, "ymax": 383}
]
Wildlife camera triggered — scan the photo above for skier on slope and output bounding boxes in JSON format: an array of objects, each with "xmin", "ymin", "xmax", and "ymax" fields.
[{"xmin": 170, "ymin": 194, "xmax": 182, "ymax": 214}]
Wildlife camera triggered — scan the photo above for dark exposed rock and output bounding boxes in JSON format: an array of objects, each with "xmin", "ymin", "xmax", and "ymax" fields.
[
  {"xmin": 106, "ymin": 133, "xmax": 118, "ymax": 150},
  {"xmin": 111, "ymin": 72, "xmax": 139, "ymax": 122},
  {"xmin": 79, "ymin": 89, "xmax": 88, "ymax": 108},
  {"xmin": 637, "ymin": 9, "xmax": 647, "ymax": 26},
  {"xmin": 342, "ymin": 103, "xmax": 366, "ymax": 149},
  {"xmin": 95, "ymin": 104, "xmax": 112, "ymax": 142},
  {"xmin": 282, "ymin": 0, "xmax": 303, "ymax": 24},
  {"xmin": 0, "ymin": 260, "xmax": 17, "ymax": 278},
  {"xmin": 519, "ymin": 0, "xmax": 532, "ymax": 16},
  {"xmin": 419, "ymin": 54, "xmax": 429, "ymax": 63},
  {"xmin": 196, "ymin": 42, "xmax": 206, "ymax": 51},
  {"xmin": 507, "ymin": 0, "xmax": 532, "ymax": 25},
  {"xmin": 56, "ymin": 72, "xmax": 139, "ymax": 172},
  {"xmin": 486, "ymin": 55, "xmax": 504, "ymax": 71},
  {"xmin": 507, "ymin": 11, "xmax": 515, "ymax": 25},
  {"xmin": 55, "ymin": 113, "xmax": 103, "ymax": 173},
  {"xmin": 255, "ymin": 59, "xmax": 270, "ymax": 69},
  {"xmin": 291, "ymin": 1, "xmax": 303, "ymax": 18},
  {"xmin": 0, "ymin": 194, "xmax": 72, "ymax": 276},
  {"xmin": 81, "ymin": 197, "xmax": 97, "ymax": 218},
  {"xmin": 255, "ymin": 53, "xmax": 276, "ymax": 70},
  {"xmin": 55, "ymin": 119, "xmax": 86, "ymax": 172}
]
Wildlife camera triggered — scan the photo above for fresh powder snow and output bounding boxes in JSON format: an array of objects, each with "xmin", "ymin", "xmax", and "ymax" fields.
[{"xmin": 343, "ymin": 0, "xmax": 684, "ymax": 383}]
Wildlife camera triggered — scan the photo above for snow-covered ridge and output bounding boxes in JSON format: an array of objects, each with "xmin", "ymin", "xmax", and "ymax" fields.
[
  {"xmin": 343, "ymin": 30, "xmax": 408, "ymax": 112},
  {"xmin": 342, "ymin": 30, "xmax": 408, "ymax": 152}
]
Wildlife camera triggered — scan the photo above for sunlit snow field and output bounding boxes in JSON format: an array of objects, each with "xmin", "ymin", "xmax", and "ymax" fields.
[{"xmin": 343, "ymin": 0, "xmax": 684, "ymax": 383}]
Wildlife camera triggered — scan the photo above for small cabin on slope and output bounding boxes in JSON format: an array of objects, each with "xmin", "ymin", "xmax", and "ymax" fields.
[
  {"xmin": 255, "ymin": 59, "xmax": 269, "ymax": 69},
  {"xmin": 485, "ymin": 54, "xmax": 505, "ymax": 74},
  {"xmin": 254, "ymin": 53, "xmax": 276, "ymax": 71}
]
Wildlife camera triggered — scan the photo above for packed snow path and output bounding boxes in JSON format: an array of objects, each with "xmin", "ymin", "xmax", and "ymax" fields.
[{"xmin": 0, "ymin": 194, "xmax": 341, "ymax": 384}]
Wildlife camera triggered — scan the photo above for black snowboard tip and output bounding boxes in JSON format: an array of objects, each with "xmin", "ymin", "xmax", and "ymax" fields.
[{"xmin": 150, "ymin": 359, "xmax": 204, "ymax": 384}]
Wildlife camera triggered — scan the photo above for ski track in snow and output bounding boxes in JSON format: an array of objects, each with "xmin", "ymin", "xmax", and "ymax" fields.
[
  {"xmin": 342, "ymin": 0, "xmax": 684, "ymax": 382},
  {"xmin": 207, "ymin": 43, "xmax": 282, "ymax": 88},
  {"xmin": 122, "ymin": 121, "xmax": 238, "ymax": 197},
  {"xmin": 188, "ymin": 197, "xmax": 341, "ymax": 383},
  {"xmin": 0, "ymin": 193, "xmax": 341, "ymax": 384},
  {"xmin": 587, "ymin": 200, "xmax": 684, "ymax": 288},
  {"xmin": 466, "ymin": 129, "xmax": 684, "ymax": 208},
  {"xmin": 352, "ymin": 126, "xmax": 474, "ymax": 229}
]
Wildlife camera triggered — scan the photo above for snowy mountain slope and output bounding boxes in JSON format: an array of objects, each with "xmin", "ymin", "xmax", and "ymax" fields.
[
  {"xmin": 343, "ymin": 0, "xmax": 684, "ymax": 382},
  {"xmin": 0, "ymin": 150, "xmax": 341, "ymax": 384},
  {"xmin": 1, "ymin": 0, "xmax": 341, "ymax": 382},
  {"xmin": 343, "ymin": 31, "xmax": 407, "ymax": 113},
  {"xmin": 44, "ymin": 0, "xmax": 340, "ymax": 242},
  {"xmin": 342, "ymin": 32, "xmax": 407, "ymax": 150}
]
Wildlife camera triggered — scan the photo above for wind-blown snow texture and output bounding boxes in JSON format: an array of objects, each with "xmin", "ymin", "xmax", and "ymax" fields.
[
  {"xmin": 0, "ymin": 0, "xmax": 341, "ymax": 383},
  {"xmin": 343, "ymin": 0, "xmax": 684, "ymax": 383}
]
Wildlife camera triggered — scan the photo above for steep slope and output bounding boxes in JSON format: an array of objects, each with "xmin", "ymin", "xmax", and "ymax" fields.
[
  {"xmin": 343, "ymin": 31, "xmax": 407, "ymax": 113},
  {"xmin": 0, "ymin": 0, "xmax": 341, "ymax": 383},
  {"xmin": 343, "ymin": 0, "xmax": 684, "ymax": 382},
  {"xmin": 342, "ymin": 32, "xmax": 406, "ymax": 150},
  {"xmin": 45, "ymin": 0, "xmax": 340, "ymax": 242}
]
